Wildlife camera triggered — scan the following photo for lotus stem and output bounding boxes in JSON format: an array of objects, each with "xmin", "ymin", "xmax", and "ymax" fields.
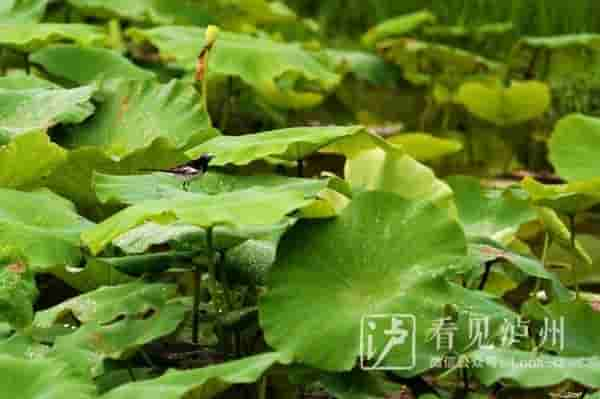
[
  {"xmin": 297, "ymin": 159, "xmax": 304, "ymax": 177},
  {"xmin": 534, "ymin": 232, "xmax": 551, "ymax": 295},
  {"xmin": 219, "ymin": 252, "xmax": 233, "ymax": 312},
  {"xmin": 192, "ymin": 261, "xmax": 202, "ymax": 344},
  {"xmin": 23, "ymin": 53, "xmax": 30, "ymax": 74},
  {"xmin": 258, "ymin": 376, "xmax": 267, "ymax": 399},
  {"xmin": 0, "ymin": 49, "xmax": 6, "ymax": 76},
  {"xmin": 478, "ymin": 260, "xmax": 495, "ymax": 291},
  {"xmin": 197, "ymin": 26, "xmax": 219, "ymax": 118},
  {"xmin": 127, "ymin": 364, "xmax": 136, "ymax": 381},
  {"xmin": 569, "ymin": 214, "xmax": 580, "ymax": 299},
  {"xmin": 193, "ymin": 225, "xmax": 215, "ymax": 344},
  {"xmin": 108, "ymin": 19, "xmax": 125, "ymax": 53}
]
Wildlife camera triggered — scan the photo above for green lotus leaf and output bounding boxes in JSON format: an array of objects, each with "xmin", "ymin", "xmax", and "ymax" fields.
[
  {"xmin": 509, "ymin": 35, "xmax": 600, "ymax": 115},
  {"xmin": 345, "ymin": 148, "xmax": 455, "ymax": 214},
  {"xmin": 524, "ymin": 300, "xmax": 600, "ymax": 357},
  {"xmin": 113, "ymin": 216, "xmax": 291, "ymax": 253},
  {"xmin": 549, "ymin": 114, "xmax": 600, "ymax": 182},
  {"xmin": 94, "ymin": 171, "xmax": 330, "ymax": 205},
  {"xmin": 324, "ymin": 49, "xmax": 402, "ymax": 86},
  {"xmin": 112, "ymin": 222, "xmax": 202, "ymax": 254},
  {"xmin": 548, "ymin": 234, "xmax": 600, "ymax": 286},
  {"xmin": 447, "ymin": 176, "xmax": 537, "ymax": 243},
  {"xmin": 522, "ymin": 176, "xmax": 600, "ymax": 215},
  {"xmin": 260, "ymin": 191, "xmax": 515, "ymax": 373},
  {"xmin": 94, "ymin": 250, "xmax": 198, "ymax": 275},
  {"xmin": 0, "ymin": 0, "xmax": 48, "ymax": 23},
  {"xmin": 82, "ymin": 187, "xmax": 315, "ymax": 255},
  {"xmin": 0, "ymin": 84, "xmax": 96, "ymax": 142},
  {"xmin": 0, "ymin": 260, "xmax": 38, "ymax": 329},
  {"xmin": 31, "ymin": 45, "xmax": 156, "ymax": 85},
  {"xmin": 469, "ymin": 347, "xmax": 600, "ymax": 388},
  {"xmin": 362, "ymin": 10, "xmax": 437, "ymax": 47},
  {"xmin": 0, "ymin": 332, "xmax": 49, "ymax": 358},
  {"xmin": 423, "ymin": 22, "xmax": 514, "ymax": 43},
  {"xmin": 0, "ymin": 23, "xmax": 106, "ymax": 52},
  {"xmin": 467, "ymin": 238, "xmax": 569, "ymax": 300},
  {"xmin": 456, "ymin": 80, "xmax": 551, "ymax": 126},
  {"xmin": 187, "ymin": 126, "xmax": 373, "ymax": 166},
  {"xmin": 60, "ymin": 79, "xmax": 217, "ymax": 161},
  {"xmin": 189, "ymin": 171, "xmax": 331, "ymax": 196},
  {"xmin": 515, "ymin": 34, "xmax": 600, "ymax": 51},
  {"xmin": 92, "ymin": 170, "xmax": 338, "ymax": 226},
  {"xmin": 224, "ymin": 236, "xmax": 281, "ymax": 285},
  {"xmin": 0, "ymin": 71, "xmax": 57, "ymax": 90},
  {"xmin": 0, "ymin": 188, "xmax": 94, "ymax": 270},
  {"xmin": 93, "ymin": 172, "xmax": 186, "ymax": 205},
  {"xmin": 127, "ymin": 27, "xmax": 340, "ymax": 109},
  {"xmin": 46, "ymin": 142, "xmax": 193, "ymax": 215},
  {"xmin": 65, "ymin": 0, "xmax": 208, "ymax": 25},
  {"xmin": 66, "ymin": 0, "xmax": 294, "ymax": 27},
  {"xmin": 421, "ymin": 22, "xmax": 515, "ymax": 62},
  {"xmin": 0, "ymin": 354, "xmax": 96, "ymax": 399},
  {"xmin": 0, "ymin": 130, "xmax": 67, "ymax": 189},
  {"xmin": 388, "ymin": 133, "xmax": 463, "ymax": 161},
  {"xmin": 34, "ymin": 281, "xmax": 180, "ymax": 327},
  {"xmin": 50, "ymin": 258, "xmax": 133, "ymax": 292},
  {"xmin": 378, "ymin": 39, "xmax": 501, "ymax": 86},
  {"xmin": 101, "ymin": 352, "xmax": 285, "ymax": 399},
  {"xmin": 51, "ymin": 301, "xmax": 186, "ymax": 378},
  {"xmin": 535, "ymin": 206, "xmax": 592, "ymax": 265}
]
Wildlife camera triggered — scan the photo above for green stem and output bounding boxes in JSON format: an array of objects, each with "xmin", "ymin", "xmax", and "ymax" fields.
[
  {"xmin": 297, "ymin": 159, "xmax": 304, "ymax": 178},
  {"xmin": 219, "ymin": 252, "xmax": 233, "ymax": 312},
  {"xmin": 192, "ymin": 262, "xmax": 202, "ymax": 344},
  {"xmin": 127, "ymin": 364, "xmax": 136, "ymax": 381},
  {"xmin": 534, "ymin": 232, "xmax": 551, "ymax": 295},
  {"xmin": 206, "ymin": 226, "xmax": 216, "ymax": 287},
  {"xmin": 193, "ymin": 226, "xmax": 215, "ymax": 344},
  {"xmin": 569, "ymin": 214, "xmax": 580, "ymax": 299},
  {"xmin": 258, "ymin": 376, "xmax": 267, "ymax": 399},
  {"xmin": 23, "ymin": 52, "xmax": 30, "ymax": 74},
  {"xmin": 442, "ymin": 105, "xmax": 451, "ymax": 132},
  {"xmin": 64, "ymin": 5, "xmax": 72, "ymax": 23},
  {"xmin": 108, "ymin": 19, "xmax": 125, "ymax": 52},
  {"xmin": 478, "ymin": 260, "xmax": 495, "ymax": 291},
  {"xmin": 0, "ymin": 49, "xmax": 6, "ymax": 76},
  {"xmin": 139, "ymin": 348, "xmax": 157, "ymax": 370},
  {"xmin": 202, "ymin": 54, "xmax": 210, "ymax": 117}
]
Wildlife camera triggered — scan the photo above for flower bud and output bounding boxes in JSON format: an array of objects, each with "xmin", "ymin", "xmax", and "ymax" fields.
[{"xmin": 205, "ymin": 25, "xmax": 219, "ymax": 47}]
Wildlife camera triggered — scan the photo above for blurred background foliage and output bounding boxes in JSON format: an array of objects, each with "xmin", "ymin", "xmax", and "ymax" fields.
[{"xmin": 285, "ymin": 0, "xmax": 600, "ymax": 39}]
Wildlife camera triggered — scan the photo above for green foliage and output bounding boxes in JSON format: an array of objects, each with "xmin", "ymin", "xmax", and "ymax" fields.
[
  {"xmin": 0, "ymin": 189, "xmax": 94, "ymax": 269},
  {"xmin": 0, "ymin": 23, "xmax": 106, "ymax": 52},
  {"xmin": 260, "ymin": 191, "xmax": 515, "ymax": 374},
  {"xmin": 2, "ymin": 3, "xmax": 600, "ymax": 399},
  {"xmin": 549, "ymin": 114, "xmax": 600, "ymax": 182},
  {"xmin": 60, "ymin": 79, "xmax": 216, "ymax": 160},
  {"xmin": 31, "ymin": 45, "xmax": 156, "ymax": 84},
  {"xmin": 456, "ymin": 80, "xmax": 551, "ymax": 126},
  {"xmin": 0, "ymin": 84, "xmax": 95, "ymax": 141},
  {"xmin": 127, "ymin": 26, "xmax": 340, "ymax": 108}
]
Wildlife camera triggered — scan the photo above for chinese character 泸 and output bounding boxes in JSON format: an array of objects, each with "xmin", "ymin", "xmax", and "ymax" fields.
[{"xmin": 501, "ymin": 317, "xmax": 530, "ymax": 347}]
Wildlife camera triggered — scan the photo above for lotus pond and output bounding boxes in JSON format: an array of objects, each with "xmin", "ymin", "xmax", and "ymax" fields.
[{"xmin": 2, "ymin": 1, "xmax": 600, "ymax": 398}]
